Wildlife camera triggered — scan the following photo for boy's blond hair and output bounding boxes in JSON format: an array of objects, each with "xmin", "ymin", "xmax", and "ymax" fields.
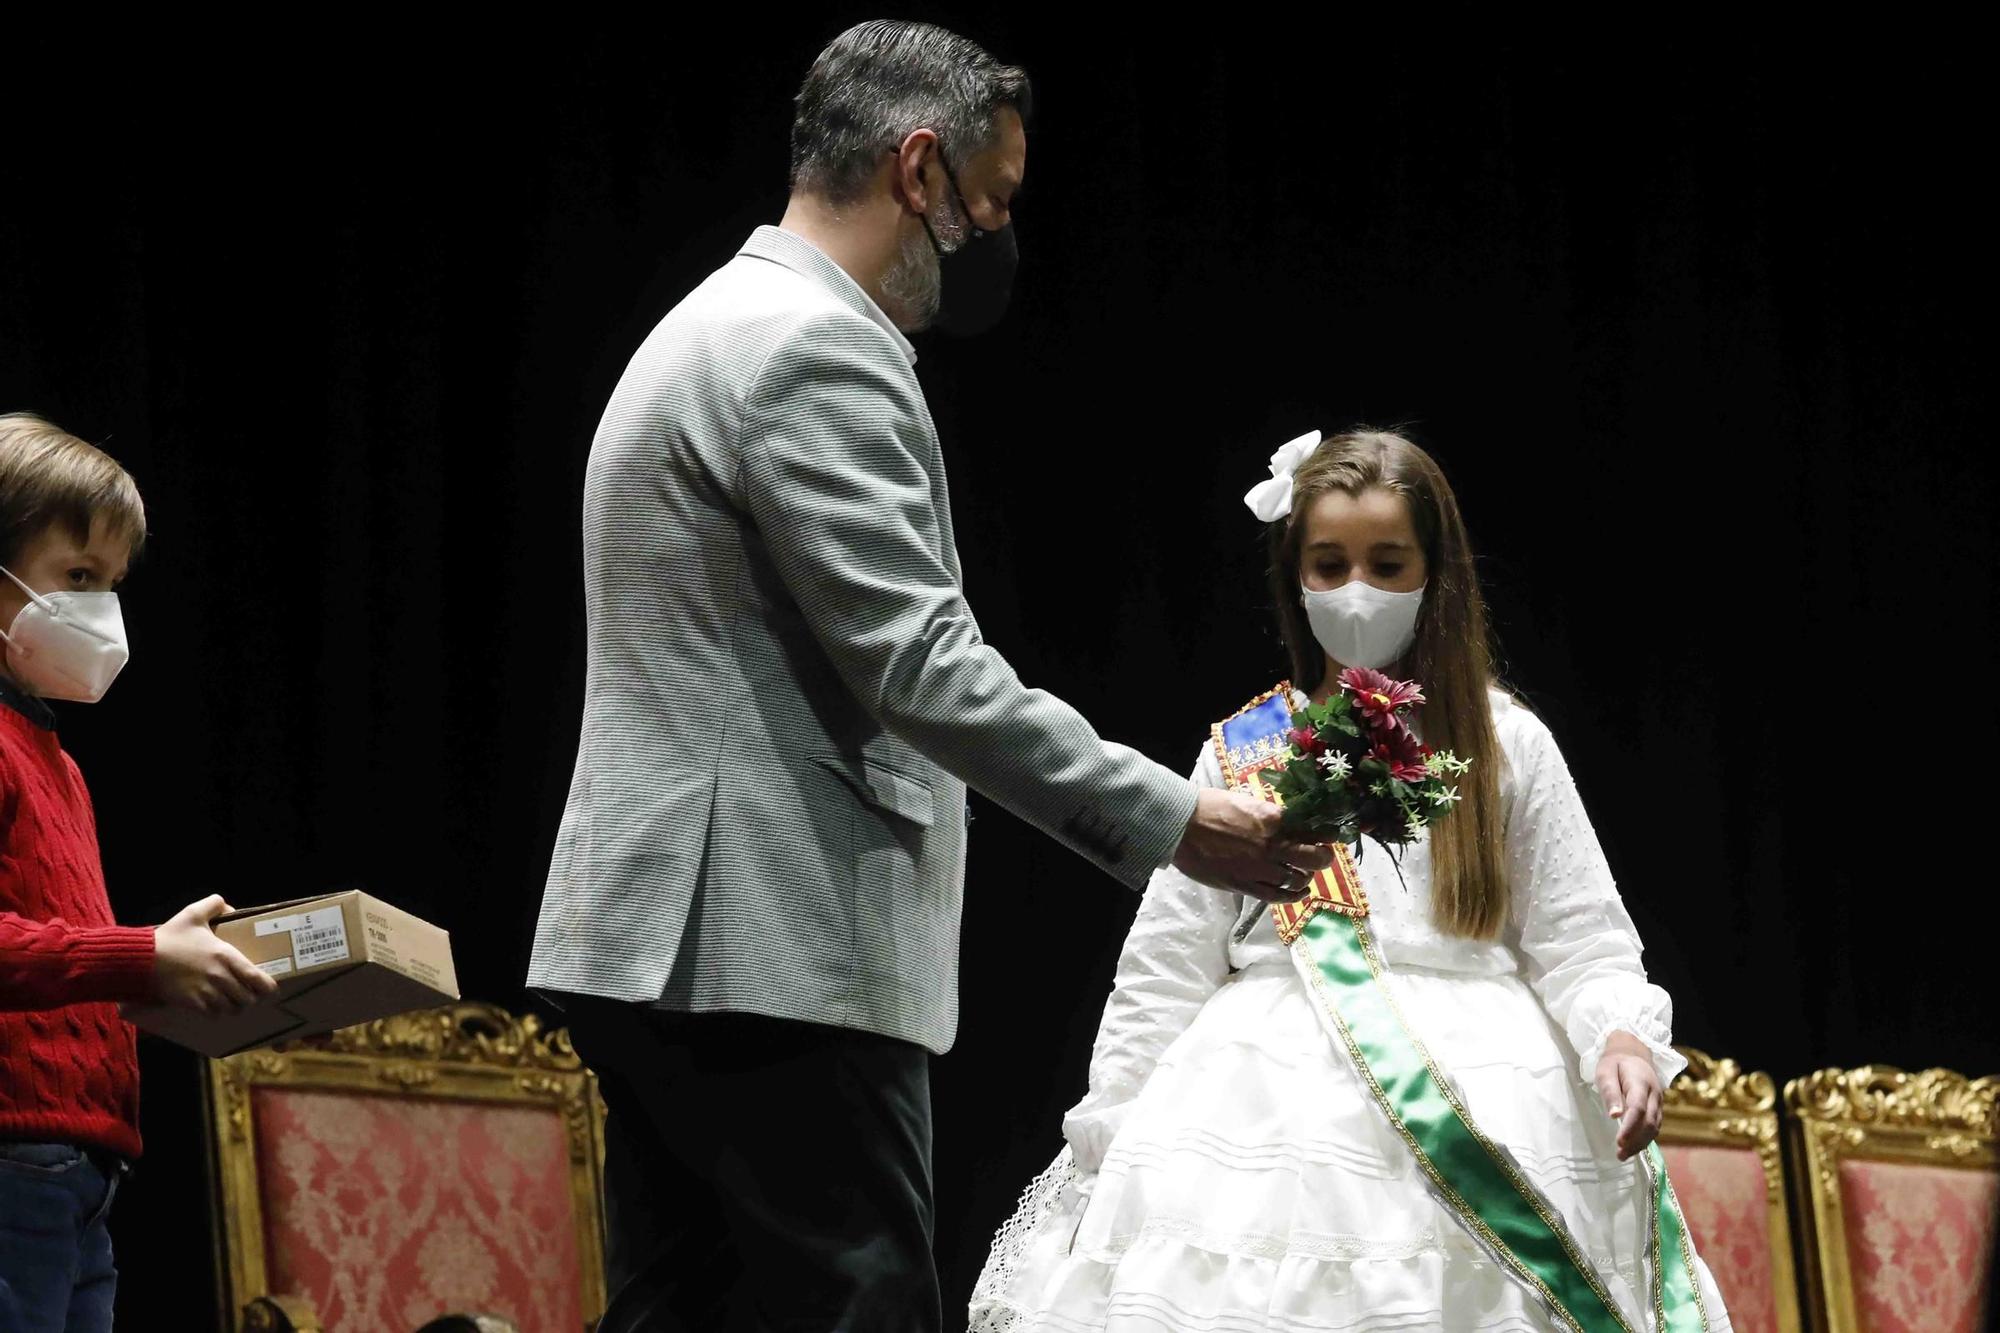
[{"xmin": 0, "ymin": 413, "xmax": 147, "ymax": 567}]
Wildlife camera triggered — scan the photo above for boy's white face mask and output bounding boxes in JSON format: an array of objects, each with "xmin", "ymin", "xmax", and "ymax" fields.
[
  {"xmin": 0, "ymin": 564, "xmax": 130, "ymax": 703},
  {"xmin": 1300, "ymin": 579, "xmax": 1425, "ymax": 671}
]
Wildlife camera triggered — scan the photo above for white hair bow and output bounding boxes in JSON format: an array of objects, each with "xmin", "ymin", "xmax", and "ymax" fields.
[{"xmin": 1242, "ymin": 430, "xmax": 1321, "ymax": 522}]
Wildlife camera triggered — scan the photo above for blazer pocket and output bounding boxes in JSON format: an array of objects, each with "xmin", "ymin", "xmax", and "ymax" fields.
[{"xmin": 808, "ymin": 755, "xmax": 936, "ymax": 827}]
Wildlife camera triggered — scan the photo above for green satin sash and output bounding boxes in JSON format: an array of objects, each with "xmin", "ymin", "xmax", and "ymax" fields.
[
  {"xmin": 1211, "ymin": 683, "xmax": 1709, "ymax": 1330},
  {"xmin": 1290, "ymin": 907, "xmax": 1711, "ymax": 1332}
]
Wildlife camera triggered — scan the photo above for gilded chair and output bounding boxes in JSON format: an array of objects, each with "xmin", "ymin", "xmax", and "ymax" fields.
[
  {"xmin": 1785, "ymin": 1063, "xmax": 1998, "ymax": 1333},
  {"xmin": 1659, "ymin": 1047, "xmax": 1805, "ymax": 1333},
  {"xmin": 205, "ymin": 1001, "xmax": 608, "ymax": 1333}
]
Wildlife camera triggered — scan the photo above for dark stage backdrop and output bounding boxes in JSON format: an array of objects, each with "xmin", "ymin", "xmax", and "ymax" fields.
[{"xmin": 4, "ymin": 16, "xmax": 1990, "ymax": 1326}]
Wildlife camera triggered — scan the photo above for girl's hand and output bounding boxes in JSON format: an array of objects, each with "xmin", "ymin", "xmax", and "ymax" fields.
[{"xmin": 1594, "ymin": 1031, "xmax": 1664, "ymax": 1161}]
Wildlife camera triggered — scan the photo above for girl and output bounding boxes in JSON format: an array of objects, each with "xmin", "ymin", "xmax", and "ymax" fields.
[{"xmin": 969, "ymin": 429, "xmax": 1731, "ymax": 1331}]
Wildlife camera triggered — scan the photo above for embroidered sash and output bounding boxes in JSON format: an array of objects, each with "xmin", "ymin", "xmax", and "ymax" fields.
[{"xmin": 1214, "ymin": 684, "xmax": 1709, "ymax": 1333}]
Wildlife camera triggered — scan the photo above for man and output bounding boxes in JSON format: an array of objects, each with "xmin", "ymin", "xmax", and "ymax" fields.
[{"xmin": 529, "ymin": 21, "xmax": 1327, "ymax": 1331}]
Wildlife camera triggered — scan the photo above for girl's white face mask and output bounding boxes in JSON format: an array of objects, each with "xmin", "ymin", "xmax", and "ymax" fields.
[
  {"xmin": 1300, "ymin": 579, "xmax": 1425, "ymax": 671},
  {"xmin": 0, "ymin": 565, "xmax": 130, "ymax": 703}
]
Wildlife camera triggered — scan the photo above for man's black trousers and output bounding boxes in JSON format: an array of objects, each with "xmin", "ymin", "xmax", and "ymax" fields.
[{"xmin": 552, "ymin": 997, "xmax": 940, "ymax": 1333}]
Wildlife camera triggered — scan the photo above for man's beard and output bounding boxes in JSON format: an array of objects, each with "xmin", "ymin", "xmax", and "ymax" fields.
[{"xmin": 879, "ymin": 223, "xmax": 941, "ymax": 332}]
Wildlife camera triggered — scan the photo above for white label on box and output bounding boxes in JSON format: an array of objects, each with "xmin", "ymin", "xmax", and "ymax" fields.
[
  {"xmin": 258, "ymin": 957, "xmax": 295, "ymax": 977},
  {"xmin": 289, "ymin": 909, "xmax": 351, "ymax": 969},
  {"xmin": 256, "ymin": 907, "xmax": 342, "ymax": 937}
]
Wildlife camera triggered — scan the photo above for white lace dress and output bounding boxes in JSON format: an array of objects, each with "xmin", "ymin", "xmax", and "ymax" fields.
[{"xmin": 968, "ymin": 692, "xmax": 1733, "ymax": 1332}]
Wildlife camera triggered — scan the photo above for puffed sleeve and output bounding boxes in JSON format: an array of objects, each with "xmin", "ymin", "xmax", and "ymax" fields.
[
  {"xmin": 1061, "ymin": 743, "xmax": 1240, "ymax": 1174},
  {"xmin": 1502, "ymin": 703, "xmax": 1686, "ymax": 1088}
]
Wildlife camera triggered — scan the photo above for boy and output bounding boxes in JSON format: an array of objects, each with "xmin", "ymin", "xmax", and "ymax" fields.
[{"xmin": 0, "ymin": 412, "xmax": 276, "ymax": 1330}]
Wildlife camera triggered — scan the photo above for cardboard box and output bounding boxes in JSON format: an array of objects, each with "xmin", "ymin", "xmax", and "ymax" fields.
[{"xmin": 128, "ymin": 890, "xmax": 459, "ymax": 1058}]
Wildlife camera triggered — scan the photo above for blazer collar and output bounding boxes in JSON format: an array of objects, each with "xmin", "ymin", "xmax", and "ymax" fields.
[{"xmin": 740, "ymin": 226, "xmax": 918, "ymax": 366}]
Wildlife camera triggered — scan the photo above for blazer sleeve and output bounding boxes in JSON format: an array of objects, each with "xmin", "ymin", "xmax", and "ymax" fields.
[{"xmin": 738, "ymin": 312, "xmax": 1197, "ymax": 887}]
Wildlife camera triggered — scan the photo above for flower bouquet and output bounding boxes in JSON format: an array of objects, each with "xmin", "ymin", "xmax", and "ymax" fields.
[{"xmin": 1266, "ymin": 666, "xmax": 1472, "ymax": 857}]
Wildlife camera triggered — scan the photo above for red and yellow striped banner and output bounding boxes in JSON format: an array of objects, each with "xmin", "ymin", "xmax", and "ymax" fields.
[{"xmin": 1242, "ymin": 770, "xmax": 1369, "ymax": 941}]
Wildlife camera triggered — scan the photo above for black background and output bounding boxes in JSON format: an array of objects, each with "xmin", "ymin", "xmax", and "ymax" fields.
[{"xmin": 4, "ymin": 14, "xmax": 1991, "ymax": 1327}]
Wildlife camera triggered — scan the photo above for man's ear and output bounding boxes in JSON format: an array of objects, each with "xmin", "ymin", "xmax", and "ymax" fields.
[{"xmin": 891, "ymin": 129, "xmax": 941, "ymax": 215}]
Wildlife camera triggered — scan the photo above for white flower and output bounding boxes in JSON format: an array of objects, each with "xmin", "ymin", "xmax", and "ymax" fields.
[
  {"xmin": 1317, "ymin": 750, "xmax": 1351, "ymax": 779},
  {"xmin": 1427, "ymin": 785, "xmax": 1461, "ymax": 807},
  {"xmin": 1404, "ymin": 810, "xmax": 1429, "ymax": 838}
]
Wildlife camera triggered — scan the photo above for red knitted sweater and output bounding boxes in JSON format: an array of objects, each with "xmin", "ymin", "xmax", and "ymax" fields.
[{"xmin": 0, "ymin": 702, "xmax": 155, "ymax": 1159}]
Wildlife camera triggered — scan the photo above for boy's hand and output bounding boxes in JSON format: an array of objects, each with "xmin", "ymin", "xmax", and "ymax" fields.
[{"xmin": 152, "ymin": 895, "xmax": 280, "ymax": 1015}]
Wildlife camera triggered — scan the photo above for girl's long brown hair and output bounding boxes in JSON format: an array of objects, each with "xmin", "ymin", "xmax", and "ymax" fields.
[{"xmin": 1267, "ymin": 428, "xmax": 1509, "ymax": 938}]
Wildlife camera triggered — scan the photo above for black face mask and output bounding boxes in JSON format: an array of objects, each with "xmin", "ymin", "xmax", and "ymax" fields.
[{"xmin": 919, "ymin": 155, "xmax": 1019, "ymax": 338}]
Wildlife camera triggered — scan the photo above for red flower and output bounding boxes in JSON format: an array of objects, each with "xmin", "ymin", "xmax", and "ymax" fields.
[
  {"xmin": 1339, "ymin": 666, "xmax": 1427, "ymax": 730},
  {"xmin": 1368, "ymin": 725, "xmax": 1431, "ymax": 783},
  {"xmin": 1288, "ymin": 725, "xmax": 1324, "ymax": 756}
]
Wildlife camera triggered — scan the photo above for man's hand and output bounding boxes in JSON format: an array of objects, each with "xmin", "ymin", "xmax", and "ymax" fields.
[
  {"xmin": 152, "ymin": 895, "xmax": 281, "ymax": 1016},
  {"xmin": 1595, "ymin": 1030, "xmax": 1665, "ymax": 1161},
  {"xmin": 1170, "ymin": 788, "xmax": 1332, "ymax": 903}
]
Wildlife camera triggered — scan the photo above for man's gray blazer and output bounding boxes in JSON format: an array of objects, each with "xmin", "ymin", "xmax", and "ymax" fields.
[{"xmin": 528, "ymin": 226, "xmax": 1197, "ymax": 1054}]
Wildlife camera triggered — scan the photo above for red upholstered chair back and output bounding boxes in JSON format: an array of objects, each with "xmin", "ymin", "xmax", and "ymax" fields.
[
  {"xmin": 1661, "ymin": 1048, "xmax": 1805, "ymax": 1333},
  {"xmin": 251, "ymin": 1088, "xmax": 583, "ymax": 1330},
  {"xmin": 208, "ymin": 1003, "xmax": 607, "ymax": 1333},
  {"xmin": 1831, "ymin": 1157, "xmax": 1997, "ymax": 1332},
  {"xmin": 1787, "ymin": 1064, "xmax": 1998, "ymax": 1333},
  {"xmin": 1662, "ymin": 1141, "xmax": 1790, "ymax": 1332}
]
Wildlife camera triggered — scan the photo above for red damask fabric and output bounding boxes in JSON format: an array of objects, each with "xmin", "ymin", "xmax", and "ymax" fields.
[
  {"xmin": 252, "ymin": 1087, "xmax": 587, "ymax": 1332},
  {"xmin": 1837, "ymin": 1157, "xmax": 1998, "ymax": 1333},
  {"xmin": 1664, "ymin": 1142, "xmax": 1780, "ymax": 1333}
]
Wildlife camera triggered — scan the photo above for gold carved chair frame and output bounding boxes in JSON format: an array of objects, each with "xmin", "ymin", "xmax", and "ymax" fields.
[
  {"xmin": 1784, "ymin": 1064, "xmax": 1998, "ymax": 1333},
  {"xmin": 1661, "ymin": 1046, "xmax": 1806, "ymax": 1333},
  {"xmin": 203, "ymin": 1001, "xmax": 608, "ymax": 1333}
]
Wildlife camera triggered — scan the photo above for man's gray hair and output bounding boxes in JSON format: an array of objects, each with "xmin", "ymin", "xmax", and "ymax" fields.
[{"xmin": 790, "ymin": 21, "xmax": 1031, "ymax": 206}]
